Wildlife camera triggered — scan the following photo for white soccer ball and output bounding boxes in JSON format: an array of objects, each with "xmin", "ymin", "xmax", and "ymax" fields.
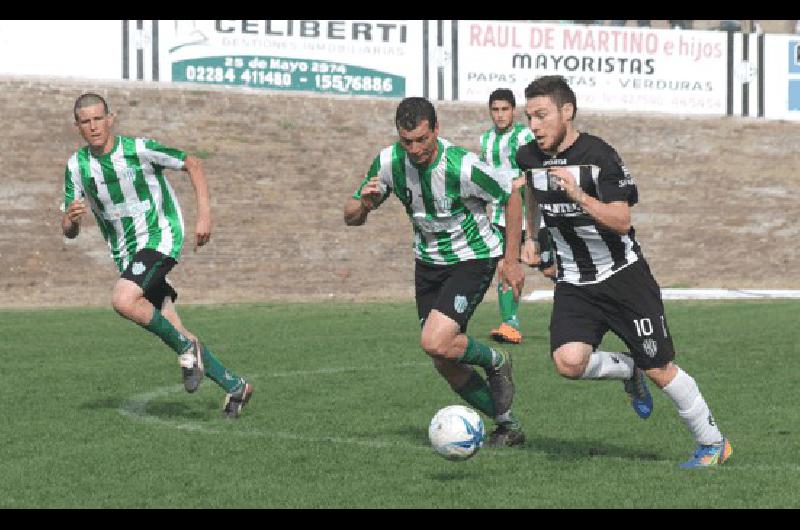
[{"xmin": 428, "ymin": 405, "xmax": 485, "ymax": 461}]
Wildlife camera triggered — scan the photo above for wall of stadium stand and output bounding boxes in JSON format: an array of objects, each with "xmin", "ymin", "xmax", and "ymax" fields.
[{"xmin": 0, "ymin": 76, "xmax": 798, "ymax": 308}]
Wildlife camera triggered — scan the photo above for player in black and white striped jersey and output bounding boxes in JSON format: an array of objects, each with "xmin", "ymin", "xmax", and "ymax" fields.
[{"xmin": 506, "ymin": 75, "xmax": 732, "ymax": 468}]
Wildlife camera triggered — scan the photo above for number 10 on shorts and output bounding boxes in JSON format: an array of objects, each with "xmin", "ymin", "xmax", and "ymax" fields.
[{"xmin": 633, "ymin": 316, "xmax": 668, "ymax": 338}]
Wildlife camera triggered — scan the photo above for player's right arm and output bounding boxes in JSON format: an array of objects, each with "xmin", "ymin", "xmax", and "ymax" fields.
[
  {"xmin": 61, "ymin": 162, "xmax": 86, "ymax": 239},
  {"xmin": 344, "ymin": 176, "xmax": 383, "ymax": 226},
  {"xmin": 344, "ymin": 154, "xmax": 390, "ymax": 226},
  {"xmin": 62, "ymin": 200, "xmax": 87, "ymax": 238}
]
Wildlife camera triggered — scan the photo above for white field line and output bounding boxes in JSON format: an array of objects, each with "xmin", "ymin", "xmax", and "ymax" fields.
[{"xmin": 524, "ymin": 288, "xmax": 800, "ymax": 302}]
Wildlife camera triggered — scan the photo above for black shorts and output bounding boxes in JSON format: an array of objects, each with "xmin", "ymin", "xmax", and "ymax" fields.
[
  {"xmin": 121, "ymin": 249, "xmax": 178, "ymax": 310},
  {"xmin": 549, "ymin": 259, "xmax": 675, "ymax": 369},
  {"xmin": 415, "ymin": 258, "xmax": 498, "ymax": 333}
]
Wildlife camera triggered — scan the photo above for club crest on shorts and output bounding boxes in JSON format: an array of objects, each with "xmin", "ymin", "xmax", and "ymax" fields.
[
  {"xmin": 131, "ymin": 262, "xmax": 146, "ymax": 276},
  {"xmin": 454, "ymin": 295, "xmax": 468, "ymax": 314},
  {"xmin": 642, "ymin": 337, "xmax": 658, "ymax": 358}
]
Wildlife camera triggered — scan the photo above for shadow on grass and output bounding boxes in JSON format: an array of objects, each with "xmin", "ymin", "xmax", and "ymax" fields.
[
  {"xmin": 380, "ymin": 425, "xmax": 661, "ymax": 464},
  {"xmin": 143, "ymin": 401, "xmax": 215, "ymax": 420},
  {"xmin": 429, "ymin": 469, "xmax": 481, "ymax": 481},
  {"xmin": 82, "ymin": 395, "xmax": 218, "ymax": 420},
  {"xmin": 519, "ymin": 435, "xmax": 661, "ymax": 462}
]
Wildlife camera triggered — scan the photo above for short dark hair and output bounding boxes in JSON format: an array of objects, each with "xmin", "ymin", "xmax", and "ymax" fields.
[
  {"xmin": 489, "ymin": 88, "xmax": 515, "ymax": 107},
  {"xmin": 395, "ymin": 97, "xmax": 437, "ymax": 131},
  {"xmin": 73, "ymin": 93, "xmax": 109, "ymax": 121},
  {"xmin": 524, "ymin": 75, "xmax": 577, "ymax": 120}
]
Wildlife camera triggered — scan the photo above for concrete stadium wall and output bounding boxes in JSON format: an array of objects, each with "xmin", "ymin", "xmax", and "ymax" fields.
[{"xmin": 1, "ymin": 76, "xmax": 798, "ymax": 308}]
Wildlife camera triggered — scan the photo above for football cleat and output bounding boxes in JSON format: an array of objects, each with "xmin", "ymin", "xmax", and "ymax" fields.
[
  {"xmin": 623, "ymin": 367, "xmax": 653, "ymax": 419},
  {"xmin": 485, "ymin": 350, "xmax": 514, "ymax": 416},
  {"xmin": 484, "ymin": 424, "xmax": 526, "ymax": 448},
  {"xmin": 489, "ymin": 323, "xmax": 523, "ymax": 344},
  {"xmin": 222, "ymin": 381, "xmax": 253, "ymax": 419},
  {"xmin": 178, "ymin": 340, "xmax": 205, "ymax": 393},
  {"xmin": 680, "ymin": 437, "xmax": 733, "ymax": 468}
]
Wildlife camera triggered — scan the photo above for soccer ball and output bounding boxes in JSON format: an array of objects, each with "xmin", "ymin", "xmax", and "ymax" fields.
[{"xmin": 428, "ymin": 405, "xmax": 485, "ymax": 461}]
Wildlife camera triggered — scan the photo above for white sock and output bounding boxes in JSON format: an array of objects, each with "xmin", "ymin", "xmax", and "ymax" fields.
[
  {"xmin": 494, "ymin": 411, "xmax": 514, "ymax": 424},
  {"xmin": 580, "ymin": 351, "xmax": 634, "ymax": 380},
  {"xmin": 662, "ymin": 367, "xmax": 723, "ymax": 445}
]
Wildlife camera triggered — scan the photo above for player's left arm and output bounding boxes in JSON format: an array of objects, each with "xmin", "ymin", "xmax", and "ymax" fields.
[
  {"xmin": 500, "ymin": 175, "xmax": 526, "ymax": 300},
  {"xmin": 183, "ymin": 155, "xmax": 212, "ymax": 250},
  {"xmin": 466, "ymin": 153, "xmax": 525, "ymax": 297}
]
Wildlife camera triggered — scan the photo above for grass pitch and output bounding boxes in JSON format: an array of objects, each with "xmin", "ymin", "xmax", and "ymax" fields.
[{"xmin": 1, "ymin": 299, "xmax": 798, "ymax": 508}]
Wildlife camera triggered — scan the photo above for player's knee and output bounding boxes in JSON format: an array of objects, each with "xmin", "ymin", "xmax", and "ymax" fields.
[
  {"xmin": 111, "ymin": 290, "xmax": 134, "ymax": 316},
  {"xmin": 552, "ymin": 350, "xmax": 584, "ymax": 379},
  {"xmin": 111, "ymin": 286, "xmax": 143, "ymax": 319},
  {"xmin": 420, "ymin": 332, "xmax": 449, "ymax": 359},
  {"xmin": 644, "ymin": 362, "xmax": 678, "ymax": 389}
]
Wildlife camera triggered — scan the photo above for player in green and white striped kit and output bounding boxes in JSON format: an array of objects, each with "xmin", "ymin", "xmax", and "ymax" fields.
[
  {"xmin": 344, "ymin": 97, "xmax": 527, "ymax": 447},
  {"xmin": 480, "ymin": 89, "xmax": 535, "ymax": 345},
  {"xmin": 61, "ymin": 93, "xmax": 252, "ymax": 418}
]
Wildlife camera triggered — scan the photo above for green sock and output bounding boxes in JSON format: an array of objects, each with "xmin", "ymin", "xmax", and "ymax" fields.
[
  {"xmin": 498, "ymin": 284, "xmax": 520, "ymax": 329},
  {"xmin": 144, "ymin": 309, "xmax": 243, "ymax": 394},
  {"xmin": 454, "ymin": 369, "xmax": 496, "ymax": 417},
  {"xmin": 200, "ymin": 344, "xmax": 244, "ymax": 394},
  {"xmin": 459, "ymin": 336, "xmax": 500, "ymax": 370},
  {"xmin": 144, "ymin": 309, "xmax": 192, "ymax": 355}
]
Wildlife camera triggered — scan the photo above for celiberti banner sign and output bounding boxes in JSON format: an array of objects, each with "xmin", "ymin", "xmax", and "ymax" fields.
[{"xmin": 159, "ymin": 20, "xmax": 423, "ymax": 98}]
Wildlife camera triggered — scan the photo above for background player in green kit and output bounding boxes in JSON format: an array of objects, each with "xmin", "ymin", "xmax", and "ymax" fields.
[
  {"xmin": 480, "ymin": 88, "xmax": 554, "ymax": 345},
  {"xmin": 61, "ymin": 93, "xmax": 253, "ymax": 418},
  {"xmin": 344, "ymin": 97, "xmax": 526, "ymax": 447}
]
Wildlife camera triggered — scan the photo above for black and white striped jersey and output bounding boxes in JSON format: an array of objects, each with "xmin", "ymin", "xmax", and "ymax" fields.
[{"xmin": 516, "ymin": 133, "xmax": 643, "ymax": 285}]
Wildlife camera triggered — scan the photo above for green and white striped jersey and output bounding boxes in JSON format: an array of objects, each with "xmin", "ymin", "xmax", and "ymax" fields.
[
  {"xmin": 62, "ymin": 135, "xmax": 187, "ymax": 271},
  {"xmin": 479, "ymin": 123, "xmax": 533, "ymax": 228},
  {"xmin": 353, "ymin": 137, "xmax": 517, "ymax": 265}
]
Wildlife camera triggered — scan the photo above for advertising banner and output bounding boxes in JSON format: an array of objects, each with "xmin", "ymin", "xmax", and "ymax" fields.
[
  {"xmin": 456, "ymin": 21, "xmax": 729, "ymax": 115},
  {"xmin": 761, "ymin": 35, "xmax": 800, "ymax": 120},
  {"xmin": 159, "ymin": 20, "xmax": 424, "ymax": 97}
]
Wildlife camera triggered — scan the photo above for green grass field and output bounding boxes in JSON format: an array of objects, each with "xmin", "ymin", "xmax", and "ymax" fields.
[{"xmin": 1, "ymin": 299, "xmax": 798, "ymax": 508}]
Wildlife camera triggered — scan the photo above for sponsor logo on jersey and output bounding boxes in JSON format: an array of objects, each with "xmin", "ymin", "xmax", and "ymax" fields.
[
  {"xmin": 413, "ymin": 213, "xmax": 466, "ymax": 233},
  {"xmin": 541, "ymin": 202, "xmax": 584, "ymax": 216},
  {"xmin": 131, "ymin": 262, "xmax": 146, "ymax": 276},
  {"xmin": 101, "ymin": 199, "xmax": 151, "ymax": 221},
  {"xmin": 642, "ymin": 338, "xmax": 658, "ymax": 358},
  {"xmin": 454, "ymin": 295, "xmax": 468, "ymax": 314}
]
